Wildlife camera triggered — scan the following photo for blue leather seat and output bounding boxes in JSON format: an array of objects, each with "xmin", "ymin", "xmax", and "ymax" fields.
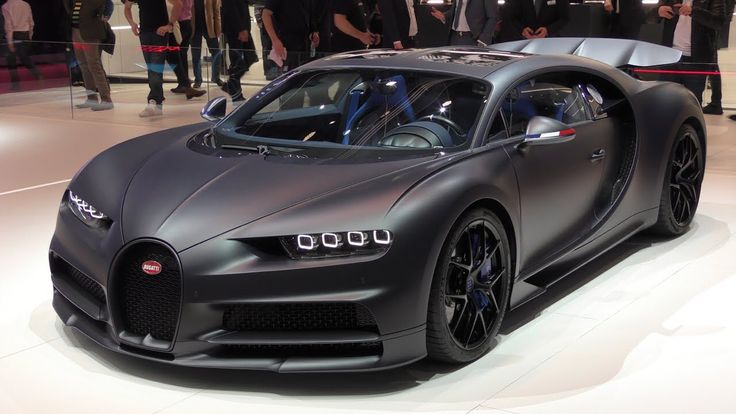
[{"xmin": 342, "ymin": 75, "xmax": 416, "ymax": 145}]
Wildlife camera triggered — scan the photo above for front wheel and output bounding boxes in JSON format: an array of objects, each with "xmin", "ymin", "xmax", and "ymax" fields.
[
  {"xmin": 426, "ymin": 208, "xmax": 512, "ymax": 363},
  {"xmin": 650, "ymin": 124, "xmax": 704, "ymax": 236}
]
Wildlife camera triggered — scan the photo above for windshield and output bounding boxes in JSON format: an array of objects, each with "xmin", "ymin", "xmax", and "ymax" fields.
[{"xmin": 218, "ymin": 70, "xmax": 490, "ymax": 157}]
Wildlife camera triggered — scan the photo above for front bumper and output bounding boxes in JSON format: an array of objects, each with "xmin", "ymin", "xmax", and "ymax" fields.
[{"xmin": 49, "ymin": 217, "xmax": 430, "ymax": 372}]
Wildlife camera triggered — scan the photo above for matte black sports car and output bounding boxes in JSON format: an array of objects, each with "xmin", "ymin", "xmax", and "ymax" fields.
[{"xmin": 50, "ymin": 38, "xmax": 706, "ymax": 372}]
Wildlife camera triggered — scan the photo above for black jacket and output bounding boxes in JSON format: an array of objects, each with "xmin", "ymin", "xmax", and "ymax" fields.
[
  {"xmin": 498, "ymin": 0, "xmax": 569, "ymax": 42},
  {"xmin": 377, "ymin": 0, "xmax": 418, "ymax": 47},
  {"xmin": 614, "ymin": 0, "xmax": 645, "ymax": 24},
  {"xmin": 444, "ymin": 0, "xmax": 499, "ymax": 45},
  {"xmin": 221, "ymin": 0, "xmax": 252, "ymax": 34},
  {"xmin": 658, "ymin": 0, "xmax": 727, "ymax": 63},
  {"xmin": 63, "ymin": 0, "xmax": 108, "ymax": 41}
]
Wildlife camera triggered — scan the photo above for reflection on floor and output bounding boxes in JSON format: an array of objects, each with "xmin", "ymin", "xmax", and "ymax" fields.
[{"xmin": 0, "ymin": 100, "xmax": 735, "ymax": 413}]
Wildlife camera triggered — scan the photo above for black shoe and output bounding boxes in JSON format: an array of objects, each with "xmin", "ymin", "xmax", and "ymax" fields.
[
  {"xmin": 220, "ymin": 82, "xmax": 231, "ymax": 95},
  {"xmin": 729, "ymin": 114, "xmax": 736, "ymax": 122},
  {"xmin": 265, "ymin": 68, "xmax": 279, "ymax": 81},
  {"xmin": 185, "ymin": 87, "xmax": 207, "ymax": 100},
  {"xmin": 171, "ymin": 86, "xmax": 187, "ymax": 94},
  {"xmin": 702, "ymin": 103, "xmax": 723, "ymax": 115},
  {"xmin": 193, "ymin": 81, "xmax": 202, "ymax": 89},
  {"xmin": 213, "ymin": 78, "xmax": 224, "ymax": 87}
]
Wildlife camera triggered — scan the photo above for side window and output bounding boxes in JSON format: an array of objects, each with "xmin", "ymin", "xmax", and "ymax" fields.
[
  {"xmin": 500, "ymin": 76, "xmax": 593, "ymax": 137},
  {"xmin": 485, "ymin": 112, "xmax": 508, "ymax": 144}
]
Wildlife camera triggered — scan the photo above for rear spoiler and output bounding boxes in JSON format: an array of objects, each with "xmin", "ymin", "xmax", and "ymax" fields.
[{"xmin": 490, "ymin": 38, "xmax": 682, "ymax": 68}]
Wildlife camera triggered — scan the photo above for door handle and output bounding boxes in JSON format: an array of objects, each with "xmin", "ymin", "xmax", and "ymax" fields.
[{"xmin": 590, "ymin": 148, "xmax": 606, "ymax": 162}]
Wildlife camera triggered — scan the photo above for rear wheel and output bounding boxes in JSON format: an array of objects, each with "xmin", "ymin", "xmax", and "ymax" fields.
[
  {"xmin": 651, "ymin": 124, "xmax": 704, "ymax": 236},
  {"xmin": 426, "ymin": 208, "xmax": 512, "ymax": 363}
]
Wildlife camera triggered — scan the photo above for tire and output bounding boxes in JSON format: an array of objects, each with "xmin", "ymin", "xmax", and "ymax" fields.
[
  {"xmin": 650, "ymin": 124, "xmax": 704, "ymax": 236},
  {"xmin": 426, "ymin": 208, "xmax": 512, "ymax": 364}
]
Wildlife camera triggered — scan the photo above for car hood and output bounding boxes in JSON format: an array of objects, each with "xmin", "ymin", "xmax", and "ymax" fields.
[{"xmin": 121, "ymin": 136, "xmax": 441, "ymax": 251}]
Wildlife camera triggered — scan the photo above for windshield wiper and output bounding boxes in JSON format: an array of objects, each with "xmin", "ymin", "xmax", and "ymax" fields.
[{"xmin": 221, "ymin": 144, "xmax": 272, "ymax": 155}]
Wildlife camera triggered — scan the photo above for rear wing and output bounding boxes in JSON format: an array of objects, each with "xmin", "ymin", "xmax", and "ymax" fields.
[{"xmin": 490, "ymin": 38, "xmax": 682, "ymax": 68}]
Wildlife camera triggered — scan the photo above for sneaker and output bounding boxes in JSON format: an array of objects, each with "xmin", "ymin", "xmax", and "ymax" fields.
[
  {"xmin": 139, "ymin": 100, "xmax": 163, "ymax": 117},
  {"xmin": 91, "ymin": 101, "xmax": 114, "ymax": 111},
  {"xmin": 75, "ymin": 95, "xmax": 99, "ymax": 109},
  {"xmin": 185, "ymin": 87, "xmax": 207, "ymax": 100},
  {"xmin": 702, "ymin": 103, "xmax": 723, "ymax": 115},
  {"xmin": 170, "ymin": 86, "xmax": 187, "ymax": 94}
]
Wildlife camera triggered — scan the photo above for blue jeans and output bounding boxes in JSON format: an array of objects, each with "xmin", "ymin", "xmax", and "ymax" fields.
[
  {"xmin": 190, "ymin": 22, "xmax": 222, "ymax": 84},
  {"xmin": 139, "ymin": 30, "xmax": 167, "ymax": 105}
]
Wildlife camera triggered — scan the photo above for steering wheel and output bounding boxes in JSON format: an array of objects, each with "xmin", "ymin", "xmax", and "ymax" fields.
[{"xmin": 418, "ymin": 115, "xmax": 465, "ymax": 136}]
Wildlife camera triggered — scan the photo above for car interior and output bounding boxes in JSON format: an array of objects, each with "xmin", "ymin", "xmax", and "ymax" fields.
[{"xmin": 236, "ymin": 71, "xmax": 490, "ymax": 149}]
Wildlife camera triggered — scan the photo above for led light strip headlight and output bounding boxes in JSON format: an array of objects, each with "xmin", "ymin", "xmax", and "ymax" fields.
[
  {"xmin": 281, "ymin": 230, "xmax": 393, "ymax": 259},
  {"xmin": 66, "ymin": 190, "xmax": 112, "ymax": 228}
]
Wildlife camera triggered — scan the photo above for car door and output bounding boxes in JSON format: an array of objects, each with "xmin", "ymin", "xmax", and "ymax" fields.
[{"xmin": 500, "ymin": 77, "xmax": 611, "ymax": 272}]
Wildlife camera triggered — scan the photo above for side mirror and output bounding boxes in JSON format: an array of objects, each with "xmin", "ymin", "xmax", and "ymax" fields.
[
  {"xmin": 522, "ymin": 116, "xmax": 576, "ymax": 146},
  {"xmin": 201, "ymin": 97, "xmax": 227, "ymax": 123}
]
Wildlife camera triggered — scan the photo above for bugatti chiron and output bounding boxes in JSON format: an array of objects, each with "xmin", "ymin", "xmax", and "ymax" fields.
[{"xmin": 50, "ymin": 38, "xmax": 706, "ymax": 372}]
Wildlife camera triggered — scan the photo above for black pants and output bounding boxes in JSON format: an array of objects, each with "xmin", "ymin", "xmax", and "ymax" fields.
[
  {"xmin": 7, "ymin": 31, "xmax": 41, "ymax": 85},
  {"xmin": 224, "ymin": 33, "xmax": 251, "ymax": 101},
  {"xmin": 166, "ymin": 31, "xmax": 190, "ymax": 88},
  {"xmin": 709, "ymin": 65, "xmax": 722, "ymax": 105},
  {"xmin": 178, "ymin": 20, "xmax": 193, "ymax": 84},
  {"xmin": 191, "ymin": 20, "xmax": 222, "ymax": 83},
  {"xmin": 449, "ymin": 31, "xmax": 476, "ymax": 46},
  {"xmin": 665, "ymin": 57, "xmax": 708, "ymax": 104},
  {"xmin": 607, "ymin": 14, "xmax": 641, "ymax": 40},
  {"xmin": 140, "ymin": 30, "xmax": 167, "ymax": 104}
]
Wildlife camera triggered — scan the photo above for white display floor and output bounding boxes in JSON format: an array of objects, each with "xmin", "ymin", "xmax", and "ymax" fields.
[{"xmin": 1, "ymin": 95, "xmax": 735, "ymax": 413}]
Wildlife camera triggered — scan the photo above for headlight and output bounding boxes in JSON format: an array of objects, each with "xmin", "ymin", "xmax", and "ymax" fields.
[
  {"xmin": 280, "ymin": 230, "xmax": 393, "ymax": 259},
  {"xmin": 66, "ymin": 190, "xmax": 112, "ymax": 228}
]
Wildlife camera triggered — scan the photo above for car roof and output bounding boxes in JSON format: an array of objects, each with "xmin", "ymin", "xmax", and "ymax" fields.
[{"xmin": 301, "ymin": 47, "xmax": 530, "ymax": 79}]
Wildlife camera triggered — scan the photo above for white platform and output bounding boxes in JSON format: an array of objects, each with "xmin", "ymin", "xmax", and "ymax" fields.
[{"xmin": 0, "ymin": 96, "xmax": 735, "ymax": 413}]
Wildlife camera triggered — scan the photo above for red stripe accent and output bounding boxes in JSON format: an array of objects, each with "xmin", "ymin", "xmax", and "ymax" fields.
[
  {"xmin": 559, "ymin": 128, "xmax": 576, "ymax": 136},
  {"xmin": 633, "ymin": 69, "xmax": 724, "ymax": 76},
  {"xmin": 140, "ymin": 45, "xmax": 181, "ymax": 53}
]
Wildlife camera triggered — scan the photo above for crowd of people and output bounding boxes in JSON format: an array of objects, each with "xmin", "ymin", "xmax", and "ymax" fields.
[{"xmin": 1, "ymin": 0, "xmax": 735, "ymax": 120}]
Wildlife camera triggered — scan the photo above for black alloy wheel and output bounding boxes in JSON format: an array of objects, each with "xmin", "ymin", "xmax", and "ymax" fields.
[
  {"xmin": 427, "ymin": 208, "xmax": 512, "ymax": 363},
  {"xmin": 652, "ymin": 124, "xmax": 704, "ymax": 236}
]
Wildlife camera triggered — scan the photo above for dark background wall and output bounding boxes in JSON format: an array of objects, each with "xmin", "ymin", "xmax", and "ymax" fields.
[{"xmin": 0, "ymin": 0, "xmax": 68, "ymax": 43}]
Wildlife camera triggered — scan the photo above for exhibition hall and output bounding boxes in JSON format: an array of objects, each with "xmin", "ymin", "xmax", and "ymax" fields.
[{"xmin": 1, "ymin": 0, "xmax": 736, "ymax": 413}]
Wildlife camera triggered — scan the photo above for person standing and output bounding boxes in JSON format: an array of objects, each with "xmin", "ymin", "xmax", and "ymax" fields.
[
  {"xmin": 221, "ymin": 0, "xmax": 257, "ymax": 102},
  {"xmin": 703, "ymin": 0, "xmax": 734, "ymax": 115},
  {"xmin": 497, "ymin": 0, "xmax": 570, "ymax": 42},
  {"xmin": 430, "ymin": 0, "xmax": 498, "ymax": 46},
  {"xmin": 657, "ymin": 0, "xmax": 727, "ymax": 104},
  {"xmin": 166, "ymin": 0, "xmax": 206, "ymax": 98},
  {"xmin": 377, "ymin": 0, "xmax": 418, "ymax": 49},
  {"xmin": 125, "ymin": 0, "xmax": 178, "ymax": 117},
  {"xmin": 190, "ymin": 0, "xmax": 223, "ymax": 86},
  {"xmin": 253, "ymin": 1, "xmax": 278, "ymax": 80},
  {"xmin": 175, "ymin": 0, "xmax": 194, "ymax": 87},
  {"xmin": 603, "ymin": 0, "xmax": 645, "ymax": 39},
  {"xmin": 65, "ymin": 0, "xmax": 114, "ymax": 111},
  {"xmin": 262, "ymin": 0, "xmax": 319, "ymax": 71},
  {"xmin": 2, "ymin": 0, "xmax": 42, "ymax": 91},
  {"xmin": 332, "ymin": 0, "xmax": 376, "ymax": 52}
]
